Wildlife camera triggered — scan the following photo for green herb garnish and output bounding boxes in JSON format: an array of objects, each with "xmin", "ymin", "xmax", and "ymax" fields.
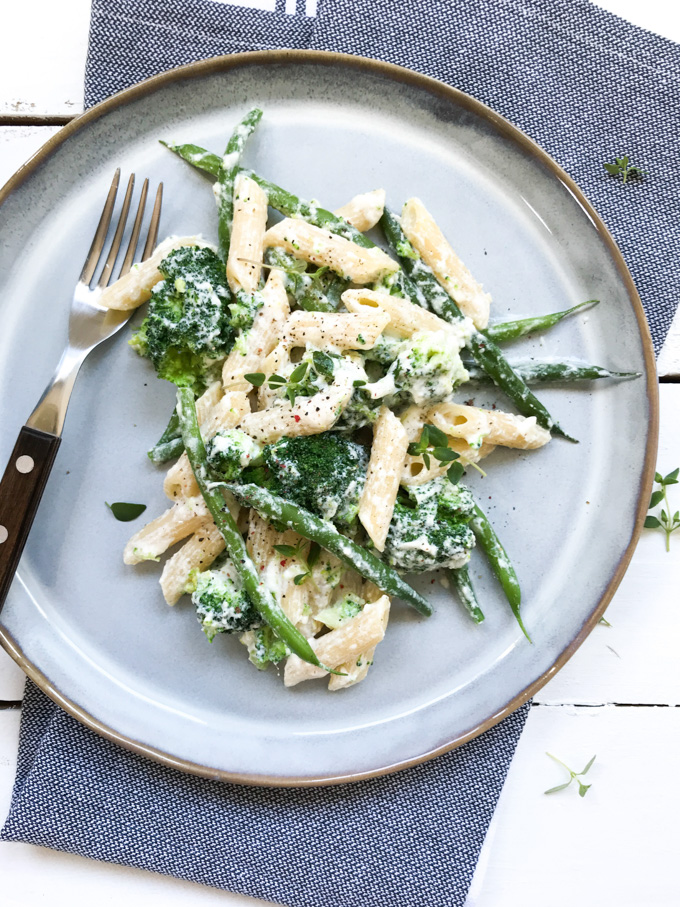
[
  {"xmin": 407, "ymin": 424, "xmax": 463, "ymax": 483},
  {"xmin": 603, "ymin": 154, "xmax": 646, "ymax": 184},
  {"xmin": 106, "ymin": 501, "xmax": 147, "ymax": 522},
  {"xmin": 273, "ymin": 539, "xmax": 321, "ymax": 586},
  {"xmin": 645, "ymin": 468, "xmax": 680, "ymax": 551},
  {"xmin": 544, "ymin": 753, "xmax": 596, "ymax": 797}
]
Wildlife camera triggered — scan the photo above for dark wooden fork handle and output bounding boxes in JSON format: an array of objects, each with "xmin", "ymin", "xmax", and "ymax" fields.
[{"xmin": 0, "ymin": 426, "xmax": 61, "ymax": 613}]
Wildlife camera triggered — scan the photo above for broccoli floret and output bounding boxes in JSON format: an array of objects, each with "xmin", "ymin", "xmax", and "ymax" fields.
[
  {"xmin": 335, "ymin": 388, "xmax": 383, "ymax": 432},
  {"xmin": 316, "ymin": 593, "xmax": 364, "ymax": 629},
  {"xmin": 228, "ymin": 289, "xmax": 264, "ymax": 331},
  {"xmin": 206, "ymin": 429, "xmax": 263, "ymax": 480},
  {"xmin": 383, "ymin": 477, "xmax": 476, "ymax": 573},
  {"xmin": 189, "ymin": 556, "xmax": 260, "ymax": 640},
  {"xmin": 262, "ymin": 433, "xmax": 368, "ymax": 526},
  {"xmin": 364, "ymin": 332, "xmax": 404, "ymax": 366},
  {"xmin": 241, "ymin": 626, "xmax": 290, "ymax": 670},
  {"xmin": 366, "ymin": 329, "xmax": 471, "ymax": 407},
  {"xmin": 129, "ymin": 246, "xmax": 234, "ymax": 393}
]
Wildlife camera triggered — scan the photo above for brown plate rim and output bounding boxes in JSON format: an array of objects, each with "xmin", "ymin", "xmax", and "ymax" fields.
[{"xmin": 0, "ymin": 49, "xmax": 659, "ymax": 787}]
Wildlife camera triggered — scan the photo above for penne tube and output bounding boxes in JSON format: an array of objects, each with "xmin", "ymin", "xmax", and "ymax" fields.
[
  {"xmin": 226, "ymin": 173, "xmax": 269, "ymax": 294},
  {"xmin": 164, "ymin": 391, "xmax": 251, "ymax": 500},
  {"xmin": 238, "ymin": 385, "xmax": 353, "ymax": 444},
  {"xmin": 159, "ymin": 520, "xmax": 226, "ymax": 605},
  {"xmin": 99, "ymin": 235, "xmax": 203, "ymax": 310},
  {"xmin": 328, "ymin": 582, "xmax": 388, "ymax": 691},
  {"xmin": 427, "ymin": 403, "xmax": 551, "ymax": 450},
  {"xmin": 246, "ymin": 512, "xmax": 308, "ymax": 626},
  {"xmin": 222, "ymin": 269, "xmax": 290, "ymax": 389},
  {"xmin": 263, "ymin": 219, "xmax": 399, "ymax": 284},
  {"xmin": 401, "ymin": 198, "xmax": 491, "ymax": 329},
  {"xmin": 359, "ymin": 406, "xmax": 409, "ymax": 552},
  {"xmin": 334, "ymin": 189, "xmax": 386, "ymax": 231},
  {"xmin": 123, "ymin": 496, "xmax": 211, "ymax": 564},
  {"xmin": 280, "ymin": 310, "xmax": 389, "ymax": 351},
  {"xmin": 401, "ymin": 440, "xmax": 496, "ymax": 486},
  {"xmin": 284, "ymin": 596, "xmax": 391, "ymax": 687},
  {"xmin": 341, "ymin": 287, "xmax": 451, "ymax": 337}
]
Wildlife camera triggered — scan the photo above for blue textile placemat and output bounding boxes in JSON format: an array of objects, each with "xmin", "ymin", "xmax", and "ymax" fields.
[
  {"xmin": 3, "ymin": 0, "xmax": 677, "ymax": 904},
  {"xmin": 4, "ymin": 682, "xmax": 530, "ymax": 907}
]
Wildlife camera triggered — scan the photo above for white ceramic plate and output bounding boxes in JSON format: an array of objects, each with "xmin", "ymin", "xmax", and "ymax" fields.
[{"xmin": 0, "ymin": 52, "xmax": 657, "ymax": 785}]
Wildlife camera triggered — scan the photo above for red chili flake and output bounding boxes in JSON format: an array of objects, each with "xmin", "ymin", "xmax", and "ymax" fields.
[
  {"xmin": 260, "ymin": 564, "xmax": 265, "ymax": 571},
  {"xmin": 280, "ymin": 559, "xmax": 287, "ymax": 567},
  {"xmin": 431, "ymin": 579, "xmax": 435, "ymax": 584},
  {"xmin": 294, "ymin": 415, "xmax": 301, "ymax": 422}
]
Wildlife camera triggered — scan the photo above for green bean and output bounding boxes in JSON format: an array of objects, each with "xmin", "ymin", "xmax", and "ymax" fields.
[
  {"xmin": 381, "ymin": 208, "xmax": 572, "ymax": 439},
  {"xmin": 175, "ymin": 387, "xmax": 323, "ymax": 669},
  {"xmin": 244, "ymin": 171, "xmax": 375, "ymax": 249},
  {"xmin": 159, "ymin": 141, "xmax": 221, "ymax": 177},
  {"xmin": 463, "ymin": 360, "xmax": 640, "ymax": 384},
  {"xmin": 448, "ymin": 565, "xmax": 485, "ymax": 623},
  {"xmin": 470, "ymin": 504, "xmax": 529, "ymax": 641},
  {"xmin": 217, "ymin": 108, "xmax": 263, "ymax": 259},
  {"xmin": 147, "ymin": 410, "xmax": 183, "ymax": 463},
  {"xmin": 485, "ymin": 300, "xmax": 599, "ymax": 343},
  {"xmin": 226, "ymin": 483, "xmax": 432, "ymax": 617}
]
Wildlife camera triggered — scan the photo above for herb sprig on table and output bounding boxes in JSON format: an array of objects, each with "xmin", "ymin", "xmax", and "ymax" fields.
[
  {"xmin": 603, "ymin": 154, "xmax": 646, "ymax": 184},
  {"xmin": 544, "ymin": 753, "xmax": 596, "ymax": 797},
  {"xmin": 645, "ymin": 468, "xmax": 680, "ymax": 551}
]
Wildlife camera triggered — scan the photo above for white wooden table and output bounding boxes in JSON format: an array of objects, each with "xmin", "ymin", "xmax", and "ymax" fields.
[{"xmin": 1, "ymin": 2, "xmax": 679, "ymax": 905}]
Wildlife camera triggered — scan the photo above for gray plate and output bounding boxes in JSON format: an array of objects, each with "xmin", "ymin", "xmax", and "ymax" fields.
[{"xmin": 0, "ymin": 53, "xmax": 657, "ymax": 785}]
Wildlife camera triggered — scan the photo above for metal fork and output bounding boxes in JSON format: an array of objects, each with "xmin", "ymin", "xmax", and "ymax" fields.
[{"xmin": 0, "ymin": 171, "xmax": 163, "ymax": 611}]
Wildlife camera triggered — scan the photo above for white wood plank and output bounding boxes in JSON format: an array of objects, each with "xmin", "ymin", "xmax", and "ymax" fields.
[
  {"xmin": 1, "ymin": 0, "xmax": 90, "ymax": 117},
  {"xmin": 467, "ymin": 704, "xmax": 680, "ymax": 907},
  {"xmin": 535, "ymin": 384, "xmax": 680, "ymax": 706},
  {"xmin": 0, "ymin": 126, "xmax": 63, "ymax": 189}
]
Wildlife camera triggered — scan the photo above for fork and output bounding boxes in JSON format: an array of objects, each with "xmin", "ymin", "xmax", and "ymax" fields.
[{"xmin": 0, "ymin": 170, "xmax": 163, "ymax": 611}]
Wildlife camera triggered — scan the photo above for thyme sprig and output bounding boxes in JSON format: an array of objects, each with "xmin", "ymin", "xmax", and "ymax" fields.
[
  {"xmin": 645, "ymin": 468, "xmax": 679, "ymax": 552},
  {"xmin": 407, "ymin": 424, "xmax": 464, "ymax": 484},
  {"xmin": 273, "ymin": 540, "xmax": 322, "ymax": 585},
  {"xmin": 603, "ymin": 154, "xmax": 646, "ymax": 184},
  {"xmin": 544, "ymin": 753, "xmax": 596, "ymax": 797}
]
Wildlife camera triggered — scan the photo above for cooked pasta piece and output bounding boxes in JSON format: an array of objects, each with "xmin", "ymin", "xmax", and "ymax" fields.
[
  {"xmin": 226, "ymin": 173, "xmax": 268, "ymax": 294},
  {"xmin": 263, "ymin": 219, "xmax": 399, "ymax": 284},
  {"xmin": 401, "ymin": 440, "xmax": 496, "ymax": 485},
  {"xmin": 238, "ymin": 385, "xmax": 353, "ymax": 443},
  {"xmin": 359, "ymin": 406, "xmax": 409, "ymax": 552},
  {"xmin": 123, "ymin": 496, "xmax": 211, "ymax": 564},
  {"xmin": 222, "ymin": 269, "xmax": 290, "ymax": 389},
  {"xmin": 160, "ymin": 520, "xmax": 226, "ymax": 605},
  {"xmin": 401, "ymin": 198, "xmax": 491, "ymax": 329},
  {"xmin": 99, "ymin": 235, "xmax": 203, "ymax": 311},
  {"xmin": 164, "ymin": 391, "xmax": 251, "ymax": 501},
  {"xmin": 427, "ymin": 403, "xmax": 551, "ymax": 450},
  {"xmin": 341, "ymin": 287, "xmax": 453, "ymax": 337},
  {"xmin": 246, "ymin": 512, "xmax": 308, "ymax": 626},
  {"xmin": 284, "ymin": 595, "xmax": 391, "ymax": 687},
  {"xmin": 328, "ymin": 581, "xmax": 387, "ymax": 691},
  {"xmin": 196, "ymin": 380, "xmax": 224, "ymax": 422},
  {"xmin": 334, "ymin": 189, "xmax": 386, "ymax": 231},
  {"xmin": 280, "ymin": 310, "xmax": 389, "ymax": 351}
]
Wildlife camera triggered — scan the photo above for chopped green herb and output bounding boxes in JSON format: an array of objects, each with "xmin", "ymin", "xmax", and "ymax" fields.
[
  {"xmin": 407, "ymin": 424, "xmax": 462, "ymax": 475},
  {"xmin": 244, "ymin": 372, "xmax": 266, "ymax": 387},
  {"xmin": 106, "ymin": 501, "xmax": 147, "ymax": 522}
]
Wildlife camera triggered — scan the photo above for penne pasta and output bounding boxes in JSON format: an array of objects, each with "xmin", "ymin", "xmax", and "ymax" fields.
[
  {"xmin": 263, "ymin": 219, "xmax": 399, "ymax": 284},
  {"xmin": 123, "ymin": 496, "xmax": 211, "ymax": 564},
  {"xmin": 222, "ymin": 269, "xmax": 290, "ymax": 389},
  {"xmin": 226, "ymin": 173, "xmax": 269, "ymax": 294},
  {"xmin": 284, "ymin": 595, "xmax": 391, "ymax": 686},
  {"xmin": 99, "ymin": 235, "xmax": 203, "ymax": 311},
  {"xmin": 238, "ymin": 385, "xmax": 353, "ymax": 444},
  {"xmin": 280, "ymin": 310, "xmax": 389, "ymax": 351},
  {"xmin": 359, "ymin": 406, "xmax": 409, "ymax": 551},
  {"xmin": 427, "ymin": 403, "xmax": 551, "ymax": 450},
  {"xmin": 328, "ymin": 582, "xmax": 387, "ymax": 691},
  {"xmin": 401, "ymin": 440, "xmax": 496, "ymax": 485},
  {"xmin": 334, "ymin": 189, "xmax": 386, "ymax": 231},
  {"xmin": 401, "ymin": 198, "xmax": 491, "ymax": 329},
  {"xmin": 341, "ymin": 287, "xmax": 452, "ymax": 337},
  {"xmin": 160, "ymin": 520, "xmax": 226, "ymax": 605}
]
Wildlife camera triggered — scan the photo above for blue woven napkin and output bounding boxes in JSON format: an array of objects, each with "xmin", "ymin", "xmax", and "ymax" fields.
[{"xmin": 3, "ymin": 0, "xmax": 677, "ymax": 904}]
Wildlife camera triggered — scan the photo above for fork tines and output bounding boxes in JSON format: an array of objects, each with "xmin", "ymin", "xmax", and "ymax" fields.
[{"xmin": 80, "ymin": 170, "xmax": 163, "ymax": 289}]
